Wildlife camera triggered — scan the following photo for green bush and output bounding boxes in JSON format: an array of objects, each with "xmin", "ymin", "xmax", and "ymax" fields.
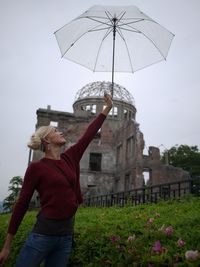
[{"xmin": 1, "ymin": 196, "xmax": 200, "ymax": 266}]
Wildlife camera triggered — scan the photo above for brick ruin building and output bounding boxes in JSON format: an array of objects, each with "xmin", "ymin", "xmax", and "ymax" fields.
[{"xmin": 31, "ymin": 81, "xmax": 189, "ymax": 197}]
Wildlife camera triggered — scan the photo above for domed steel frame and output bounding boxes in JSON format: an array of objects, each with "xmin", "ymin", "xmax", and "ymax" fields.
[{"xmin": 74, "ymin": 81, "xmax": 135, "ymax": 106}]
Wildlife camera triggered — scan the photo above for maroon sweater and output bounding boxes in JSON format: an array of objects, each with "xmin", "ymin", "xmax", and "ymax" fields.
[{"xmin": 8, "ymin": 113, "xmax": 106, "ymax": 235}]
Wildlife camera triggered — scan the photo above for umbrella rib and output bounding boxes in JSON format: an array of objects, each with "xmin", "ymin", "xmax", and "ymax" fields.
[
  {"xmin": 84, "ymin": 20, "xmax": 111, "ymax": 32},
  {"xmin": 83, "ymin": 15, "xmax": 113, "ymax": 20},
  {"xmin": 118, "ymin": 26, "xmax": 140, "ymax": 33},
  {"xmin": 59, "ymin": 31, "xmax": 91, "ymax": 57},
  {"xmin": 120, "ymin": 18, "xmax": 156, "ymax": 26},
  {"xmin": 119, "ymin": 19, "xmax": 146, "ymax": 27},
  {"xmin": 119, "ymin": 24, "xmax": 166, "ymax": 59},
  {"xmin": 105, "ymin": 10, "xmax": 125, "ymax": 22},
  {"xmin": 53, "ymin": 15, "xmax": 107, "ymax": 34},
  {"xmin": 88, "ymin": 26, "xmax": 111, "ymax": 33},
  {"xmin": 105, "ymin": 11, "xmax": 115, "ymax": 25},
  {"xmin": 116, "ymin": 11, "xmax": 126, "ymax": 22},
  {"xmin": 60, "ymin": 24, "xmax": 110, "ymax": 58},
  {"xmin": 141, "ymin": 31, "xmax": 166, "ymax": 59},
  {"xmin": 93, "ymin": 27, "xmax": 113, "ymax": 71},
  {"xmin": 104, "ymin": 11, "xmax": 126, "ymax": 26},
  {"xmin": 85, "ymin": 16, "xmax": 112, "ymax": 27},
  {"xmin": 116, "ymin": 28, "xmax": 134, "ymax": 73}
]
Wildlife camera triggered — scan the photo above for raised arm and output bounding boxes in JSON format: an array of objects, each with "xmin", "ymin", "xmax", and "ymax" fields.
[{"xmin": 66, "ymin": 94, "xmax": 113, "ymax": 162}]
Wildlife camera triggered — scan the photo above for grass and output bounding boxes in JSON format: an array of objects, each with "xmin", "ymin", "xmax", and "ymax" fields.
[{"xmin": 0, "ymin": 195, "xmax": 200, "ymax": 266}]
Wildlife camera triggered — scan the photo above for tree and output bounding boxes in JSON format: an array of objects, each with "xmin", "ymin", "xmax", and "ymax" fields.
[
  {"xmin": 3, "ymin": 176, "xmax": 23, "ymax": 211},
  {"xmin": 161, "ymin": 145, "xmax": 200, "ymax": 176}
]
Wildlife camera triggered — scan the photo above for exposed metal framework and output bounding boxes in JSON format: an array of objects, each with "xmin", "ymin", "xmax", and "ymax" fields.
[{"xmin": 74, "ymin": 81, "xmax": 135, "ymax": 105}]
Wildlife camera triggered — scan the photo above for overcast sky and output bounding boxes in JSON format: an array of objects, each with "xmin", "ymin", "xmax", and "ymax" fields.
[{"xmin": 0, "ymin": 0, "xmax": 199, "ymax": 201}]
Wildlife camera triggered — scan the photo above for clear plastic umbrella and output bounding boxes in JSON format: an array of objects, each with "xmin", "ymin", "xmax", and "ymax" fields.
[{"xmin": 54, "ymin": 5, "xmax": 174, "ymax": 96}]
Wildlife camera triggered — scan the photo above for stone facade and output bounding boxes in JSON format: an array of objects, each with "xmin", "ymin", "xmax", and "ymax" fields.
[{"xmin": 31, "ymin": 81, "xmax": 190, "ymax": 198}]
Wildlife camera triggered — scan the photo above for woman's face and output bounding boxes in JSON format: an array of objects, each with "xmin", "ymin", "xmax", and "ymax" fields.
[{"xmin": 45, "ymin": 128, "xmax": 66, "ymax": 146}]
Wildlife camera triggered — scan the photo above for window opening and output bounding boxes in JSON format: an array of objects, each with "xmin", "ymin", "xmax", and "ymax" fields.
[
  {"xmin": 50, "ymin": 121, "xmax": 58, "ymax": 127},
  {"xmin": 113, "ymin": 107, "xmax": 118, "ymax": 117},
  {"xmin": 91, "ymin": 104, "xmax": 96, "ymax": 115},
  {"xmin": 126, "ymin": 136, "xmax": 134, "ymax": 158},
  {"xmin": 124, "ymin": 109, "xmax": 128, "ymax": 119},
  {"xmin": 89, "ymin": 153, "xmax": 102, "ymax": 171},
  {"xmin": 85, "ymin": 105, "xmax": 91, "ymax": 111},
  {"xmin": 124, "ymin": 173, "xmax": 131, "ymax": 191},
  {"xmin": 116, "ymin": 144, "xmax": 122, "ymax": 166}
]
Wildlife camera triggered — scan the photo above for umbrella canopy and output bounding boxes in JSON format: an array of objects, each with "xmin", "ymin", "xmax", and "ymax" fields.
[{"xmin": 55, "ymin": 5, "xmax": 174, "ymax": 94}]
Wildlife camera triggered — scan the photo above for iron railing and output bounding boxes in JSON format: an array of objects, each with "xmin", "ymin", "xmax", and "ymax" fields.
[{"xmin": 83, "ymin": 179, "xmax": 200, "ymax": 207}]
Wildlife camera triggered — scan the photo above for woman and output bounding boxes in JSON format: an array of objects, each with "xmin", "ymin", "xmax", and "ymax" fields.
[{"xmin": 0, "ymin": 94, "xmax": 113, "ymax": 267}]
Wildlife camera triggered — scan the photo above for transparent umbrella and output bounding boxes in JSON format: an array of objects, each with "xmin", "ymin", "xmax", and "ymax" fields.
[{"xmin": 54, "ymin": 5, "xmax": 174, "ymax": 96}]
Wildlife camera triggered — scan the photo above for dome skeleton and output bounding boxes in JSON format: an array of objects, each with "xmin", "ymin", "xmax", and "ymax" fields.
[{"xmin": 74, "ymin": 81, "xmax": 135, "ymax": 106}]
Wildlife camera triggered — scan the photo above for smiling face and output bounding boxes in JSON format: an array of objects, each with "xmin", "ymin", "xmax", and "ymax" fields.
[{"xmin": 44, "ymin": 128, "xmax": 66, "ymax": 146}]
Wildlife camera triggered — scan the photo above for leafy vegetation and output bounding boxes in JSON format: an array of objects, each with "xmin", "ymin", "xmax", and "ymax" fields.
[
  {"xmin": 2, "ymin": 176, "xmax": 23, "ymax": 212},
  {"xmin": 161, "ymin": 145, "xmax": 200, "ymax": 176},
  {"xmin": 0, "ymin": 196, "xmax": 200, "ymax": 266}
]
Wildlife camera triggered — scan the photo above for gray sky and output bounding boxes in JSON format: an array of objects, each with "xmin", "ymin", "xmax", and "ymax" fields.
[{"xmin": 0, "ymin": 0, "xmax": 200, "ymax": 201}]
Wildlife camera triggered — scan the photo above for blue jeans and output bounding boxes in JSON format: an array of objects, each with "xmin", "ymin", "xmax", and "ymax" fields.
[{"xmin": 15, "ymin": 232, "xmax": 72, "ymax": 267}]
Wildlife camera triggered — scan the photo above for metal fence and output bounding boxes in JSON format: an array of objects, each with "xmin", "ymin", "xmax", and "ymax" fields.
[{"xmin": 83, "ymin": 179, "xmax": 200, "ymax": 207}]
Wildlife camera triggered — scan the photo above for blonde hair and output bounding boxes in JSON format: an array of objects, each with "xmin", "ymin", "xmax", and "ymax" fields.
[{"xmin": 27, "ymin": 126, "xmax": 53, "ymax": 151}]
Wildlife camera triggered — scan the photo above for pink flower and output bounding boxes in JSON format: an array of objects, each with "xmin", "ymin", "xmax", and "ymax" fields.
[
  {"xmin": 177, "ymin": 238, "xmax": 185, "ymax": 248},
  {"xmin": 152, "ymin": 240, "xmax": 162, "ymax": 253},
  {"xmin": 185, "ymin": 250, "xmax": 199, "ymax": 261},
  {"xmin": 147, "ymin": 218, "xmax": 154, "ymax": 224},
  {"xmin": 110, "ymin": 235, "xmax": 121, "ymax": 244},
  {"xmin": 164, "ymin": 226, "xmax": 174, "ymax": 236},
  {"xmin": 152, "ymin": 240, "xmax": 167, "ymax": 254},
  {"xmin": 127, "ymin": 234, "xmax": 136, "ymax": 242}
]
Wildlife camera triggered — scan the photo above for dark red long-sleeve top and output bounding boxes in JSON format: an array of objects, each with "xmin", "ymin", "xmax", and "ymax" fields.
[{"xmin": 8, "ymin": 113, "xmax": 106, "ymax": 235}]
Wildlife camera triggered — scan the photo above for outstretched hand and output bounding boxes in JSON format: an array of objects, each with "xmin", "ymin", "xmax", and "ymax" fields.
[
  {"xmin": 104, "ymin": 93, "xmax": 113, "ymax": 109},
  {"xmin": 101, "ymin": 93, "xmax": 113, "ymax": 116},
  {"xmin": 0, "ymin": 247, "xmax": 10, "ymax": 266},
  {"xmin": 0, "ymin": 233, "xmax": 13, "ymax": 267}
]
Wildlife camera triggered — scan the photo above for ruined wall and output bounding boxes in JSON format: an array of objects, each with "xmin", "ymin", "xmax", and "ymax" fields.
[
  {"xmin": 141, "ymin": 146, "xmax": 190, "ymax": 186},
  {"xmin": 114, "ymin": 119, "xmax": 145, "ymax": 192}
]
